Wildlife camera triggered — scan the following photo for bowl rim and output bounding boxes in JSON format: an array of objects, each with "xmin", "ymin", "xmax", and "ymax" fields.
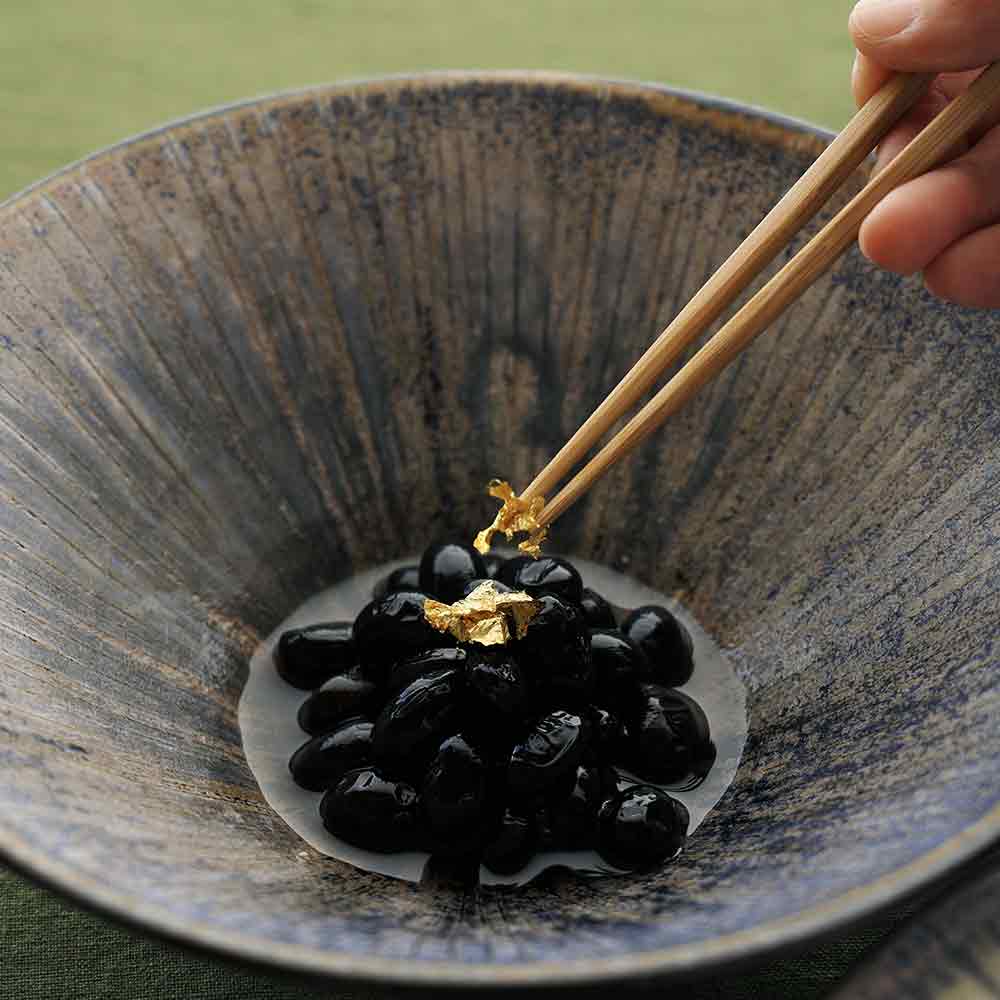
[{"xmin": 1, "ymin": 69, "xmax": 997, "ymax": 988}]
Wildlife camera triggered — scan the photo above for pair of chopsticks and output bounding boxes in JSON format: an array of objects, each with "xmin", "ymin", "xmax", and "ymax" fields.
[{"xmin": 523, "ymin": 63, "xmax": 1000, "ymax": 528}]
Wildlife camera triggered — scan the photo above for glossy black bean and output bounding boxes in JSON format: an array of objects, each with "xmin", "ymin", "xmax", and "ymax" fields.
[
  {"xmin": 587, "ymin": 706, "xmax": 625, "ymax": 764},
  {"xmin": 514, "ymin": 595, "xmax": 594, "ymax": 701},
  {"xmin": 385, "ymin": 647, "xmax": 468, "ymax": 699},
  {"xmin": 483, "ymin": 809, "xmax": 537, "ymax": 875},
  {"xmin": 421, "ymin": 734, "xmax": 495, "ymax": 853},
  {"xmin": 494, "ymin": 554, "xmax": 532, "ymax": 587},
  {"xmin": 460, "ymin": 577, "xmax": 513, "ymax": 598},
  {"xmin": 497, "ymin": 555, "xmax": 583, "ymax": 604},
  {"xmin": 543, "ymin": 761, "xmax": 582, "ymax": 805},
  {"xmin": 622, "ymin": 605, "xmax": 695, "ymax": 687},
  {"xmin": 517, "ymin": 593, "xmax": 585, "ymax": 648},
  {"xmin": 482, "ymin": 553, "xmax": 506, "ymax": 579},
  {"xmin": 466, "ymin": 649, "xmax": 527, "ymax": 717},
  {"xmin": 353, "ymin": 591, "xmax": 448, "ymax": 683},
  {"xmin": 274, "ymin": 622, "xmax": 357, "ymax": 691},
  {"xmin": 288, "ymin": 718, "xmax": 374, "ymax": 792},
  {"xmin": 297, "ymin": 666, "xmax": 381, "ymax": 735},
  {"xmin": 419, "ymin": 542, "xmax": 487, "ymax": 603},
  {"xmin": 626, "ymin": 685, "xmax": 716, "ymax": 788},
  {"xmin": 320, "ymin": 768, "xmax": 420, "ymax": 853},
  {"xmin": 597, "ymin": 785, "xmax": 689, "ymax": 870},
  {"xmin": 459, "ymin": 722, "xmax": 520, "ymax": 776},
  {"xmin": 579, "ymin": 587, "xmax": 617, "ymax": 629},
  {"xmin": 535, "ymin": 807, "xmax": 559, "ymax": 852},
  {"xmin": 590, "ymin": 628, "xmax": 645, "ymax": 710},
  {"xmin": 372, "ymin": 564, "xmax": 421, "ymax": 600},
  {"xmin": 421, "ymin": 853, "xmax": 481, "ymax": 886},
  {"xmin": 372, "ymin": 667, "xmax": 463, "ymax": 769},
  {"xmin": 508, "ymin": 709, "xmax": 592, "ymax": 799},
  {"xmin": 544, "ymin": 764, "xmax": 619, "ymax": 850}
]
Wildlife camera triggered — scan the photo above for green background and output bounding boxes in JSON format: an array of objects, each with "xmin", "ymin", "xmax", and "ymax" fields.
[
  {"xmin": 1, "ymin": 0, "xmax": 857, "ymax": 201},
  {"xmin": 2, "ymin": 2, "xmax": 889, "ymax": 997}
]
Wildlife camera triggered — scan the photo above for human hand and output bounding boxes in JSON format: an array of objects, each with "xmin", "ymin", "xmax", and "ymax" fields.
[{"xmin": 850, "ymin": 0, "xmax": 1000, "ymax": 307}]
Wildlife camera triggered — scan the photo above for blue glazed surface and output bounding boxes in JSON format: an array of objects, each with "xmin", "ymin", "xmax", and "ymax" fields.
[{"xmin": 0, "ymin": 73, "xmax": 996, "ymax": 989}]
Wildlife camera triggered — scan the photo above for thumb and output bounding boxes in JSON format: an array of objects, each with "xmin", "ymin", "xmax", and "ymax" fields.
[{"xmin": 850, "ymin": 0, "xmax": 1000, "ymax": 72}]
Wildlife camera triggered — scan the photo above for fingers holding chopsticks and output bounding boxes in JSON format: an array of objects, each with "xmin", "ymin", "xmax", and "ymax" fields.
[
  {"xmin": 857, "ymin": 124, "xmax": 1000, "ymax": 275},
  {"xmin": 850, "ymin": 0, "xmax": 1000, "ymax": 306}
]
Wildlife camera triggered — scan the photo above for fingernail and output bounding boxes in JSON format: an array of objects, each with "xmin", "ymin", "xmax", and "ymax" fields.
[{"xmin": 851, "ymin": 0, "xmax": 917, "ymax": 40}]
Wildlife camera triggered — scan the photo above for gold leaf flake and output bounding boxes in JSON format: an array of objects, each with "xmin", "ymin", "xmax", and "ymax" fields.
[
  {"xmin": 423, "ymin": 580, "xmax": 540, "ymax": 647},
  {"xmin": 473, "ymin": 479, "xmax": 548, "ymax": 558}
]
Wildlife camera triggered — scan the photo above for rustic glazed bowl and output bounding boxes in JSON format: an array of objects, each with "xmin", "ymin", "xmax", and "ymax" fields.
[{"xmin": 0, "ymin": 73, "xmax": 996, "ymax": 992}]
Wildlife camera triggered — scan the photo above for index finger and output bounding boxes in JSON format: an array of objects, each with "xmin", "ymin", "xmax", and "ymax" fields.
[{"xmin": 850, "ymin": 0, "xmax": 1000, "ymax": 73}]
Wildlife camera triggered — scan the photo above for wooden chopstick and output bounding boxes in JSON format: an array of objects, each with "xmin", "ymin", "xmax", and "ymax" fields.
[
  {"xmin": 535, "ymin": 61, "xmax": 1000, "ymax": 528},
  {"xmin": 521, "ymin": 71, "xmax": 933, "ymax": 505}
]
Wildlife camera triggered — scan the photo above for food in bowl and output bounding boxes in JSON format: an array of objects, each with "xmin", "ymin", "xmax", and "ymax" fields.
[{"xmin": 245, "ymin": 538, "xmax": 742, "ymax": 884}]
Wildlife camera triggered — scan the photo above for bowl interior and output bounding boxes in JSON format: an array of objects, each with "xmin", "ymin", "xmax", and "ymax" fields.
[{"xmin": 0, "ymin": 73, "xmax": 997, "ymax": 988}]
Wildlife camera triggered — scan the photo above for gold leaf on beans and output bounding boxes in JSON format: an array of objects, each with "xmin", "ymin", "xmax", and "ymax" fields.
[
  {"xmin": 423, "ymin": 581, "xmax": 540, "ymax": 647},
  {"xmin": 473, "ymin": 479, "xmax": 548, "ymax": 558}
]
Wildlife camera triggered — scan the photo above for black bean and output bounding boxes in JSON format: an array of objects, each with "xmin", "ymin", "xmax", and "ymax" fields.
[
  {"xmin": 622, "ymin": 605, "xmax": 694, "ymax": 687},
  {"xmin": 466, "ymin": 649, "xmax": 528, "ymax": 717},
  {"xmin": 419, "ymin": 542, "xmax": 487, "ymax": 603},
  {"xmin": 482, "ymin": 553, "xmax": 506, "ymax": 579},
  {"xmin": 421, "ymin": 734, "xmax": 495, "ymax": 854},
  {"xmin": 353, "ymin": 591, "xmax": 449, "ymax": 683},
  {"xmin": 626, "ymin": 685, "xmax": 716, "ymax": 789},
  {"xmin": 587, "ymin": 706, "xmax": 625, "ymax": 764},
  {"xmin": 372, "ymin": 667, "xmax": 463, "ymax": 771},
  {"xmin": 544, "ymin": 764, "xmax": 619, "ymax": 850},
  {"xmin": 288, "ymin": 717, "xmax": 373, "ymax": 792},
  {"xmin": 508, "ymin": 709, "xmax": 592, "ymax": 799},
  {"xmin": 579, "ymin": 587, "xmax": 618, "ymax": 629},
  {"xmin": 498, "ymin": 555, "xmax": 583, "ymax": 604},
  {"xmin": 385, "ymin": 647, "xmax": 469, "ymax": 699},
  {"xmin": 460, "ymin": 577, "xmax": 513, "ymax": 598},
  {"xmin": 274, "ymin": 622, "xmax": 356, "ymax": 690},
  {"xmin": 297, "ymin": 666, "xmax": 381, "ymax": 735},
  {"xmin": 320, "ymin": 767, "xmax": 420, "ymax": 853},
  {"xmin": 372, "ymin": 564, "xmax": 421, "ymax": 600},
  {"xmin": 514, "ymin": 595, "xmax": 594, "ymax": 702},
  {"xmin": 597, "ymin": 785, "xmax": 689, "ymax": 870},
  {"xmin": 590, "ymin": 628, "xmax": 645, "ymax": 710},
  {"xmin": 483, "ymin": 808, "xmax": 537, "ymax": 875}
]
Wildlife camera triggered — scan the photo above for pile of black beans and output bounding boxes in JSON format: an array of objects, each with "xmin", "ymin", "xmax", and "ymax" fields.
[{"xmin": 275, "ymin": 542, "xmax": 716, "ymax": 875}]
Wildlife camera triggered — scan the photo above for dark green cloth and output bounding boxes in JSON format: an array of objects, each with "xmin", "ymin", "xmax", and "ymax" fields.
[{"xmin": 1, "ymin": 865, "xmax": 921, "ymax": 1000}]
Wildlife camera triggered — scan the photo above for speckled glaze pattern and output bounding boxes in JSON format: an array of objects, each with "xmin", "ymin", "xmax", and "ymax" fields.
[{"xmin": 0, "ymin": 73, "xmax": 996, "ymax": 990}]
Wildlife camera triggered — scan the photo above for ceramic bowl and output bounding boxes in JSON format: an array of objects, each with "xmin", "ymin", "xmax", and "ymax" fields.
[{"xmin": 0, "ymin": 73, "xmax": 996, "ymax": 992}]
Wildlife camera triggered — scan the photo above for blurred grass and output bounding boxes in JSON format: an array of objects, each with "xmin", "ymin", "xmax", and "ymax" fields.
[{"xmin": 2, "ymin": 0, "xmax": 857, "ymax": 198}]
